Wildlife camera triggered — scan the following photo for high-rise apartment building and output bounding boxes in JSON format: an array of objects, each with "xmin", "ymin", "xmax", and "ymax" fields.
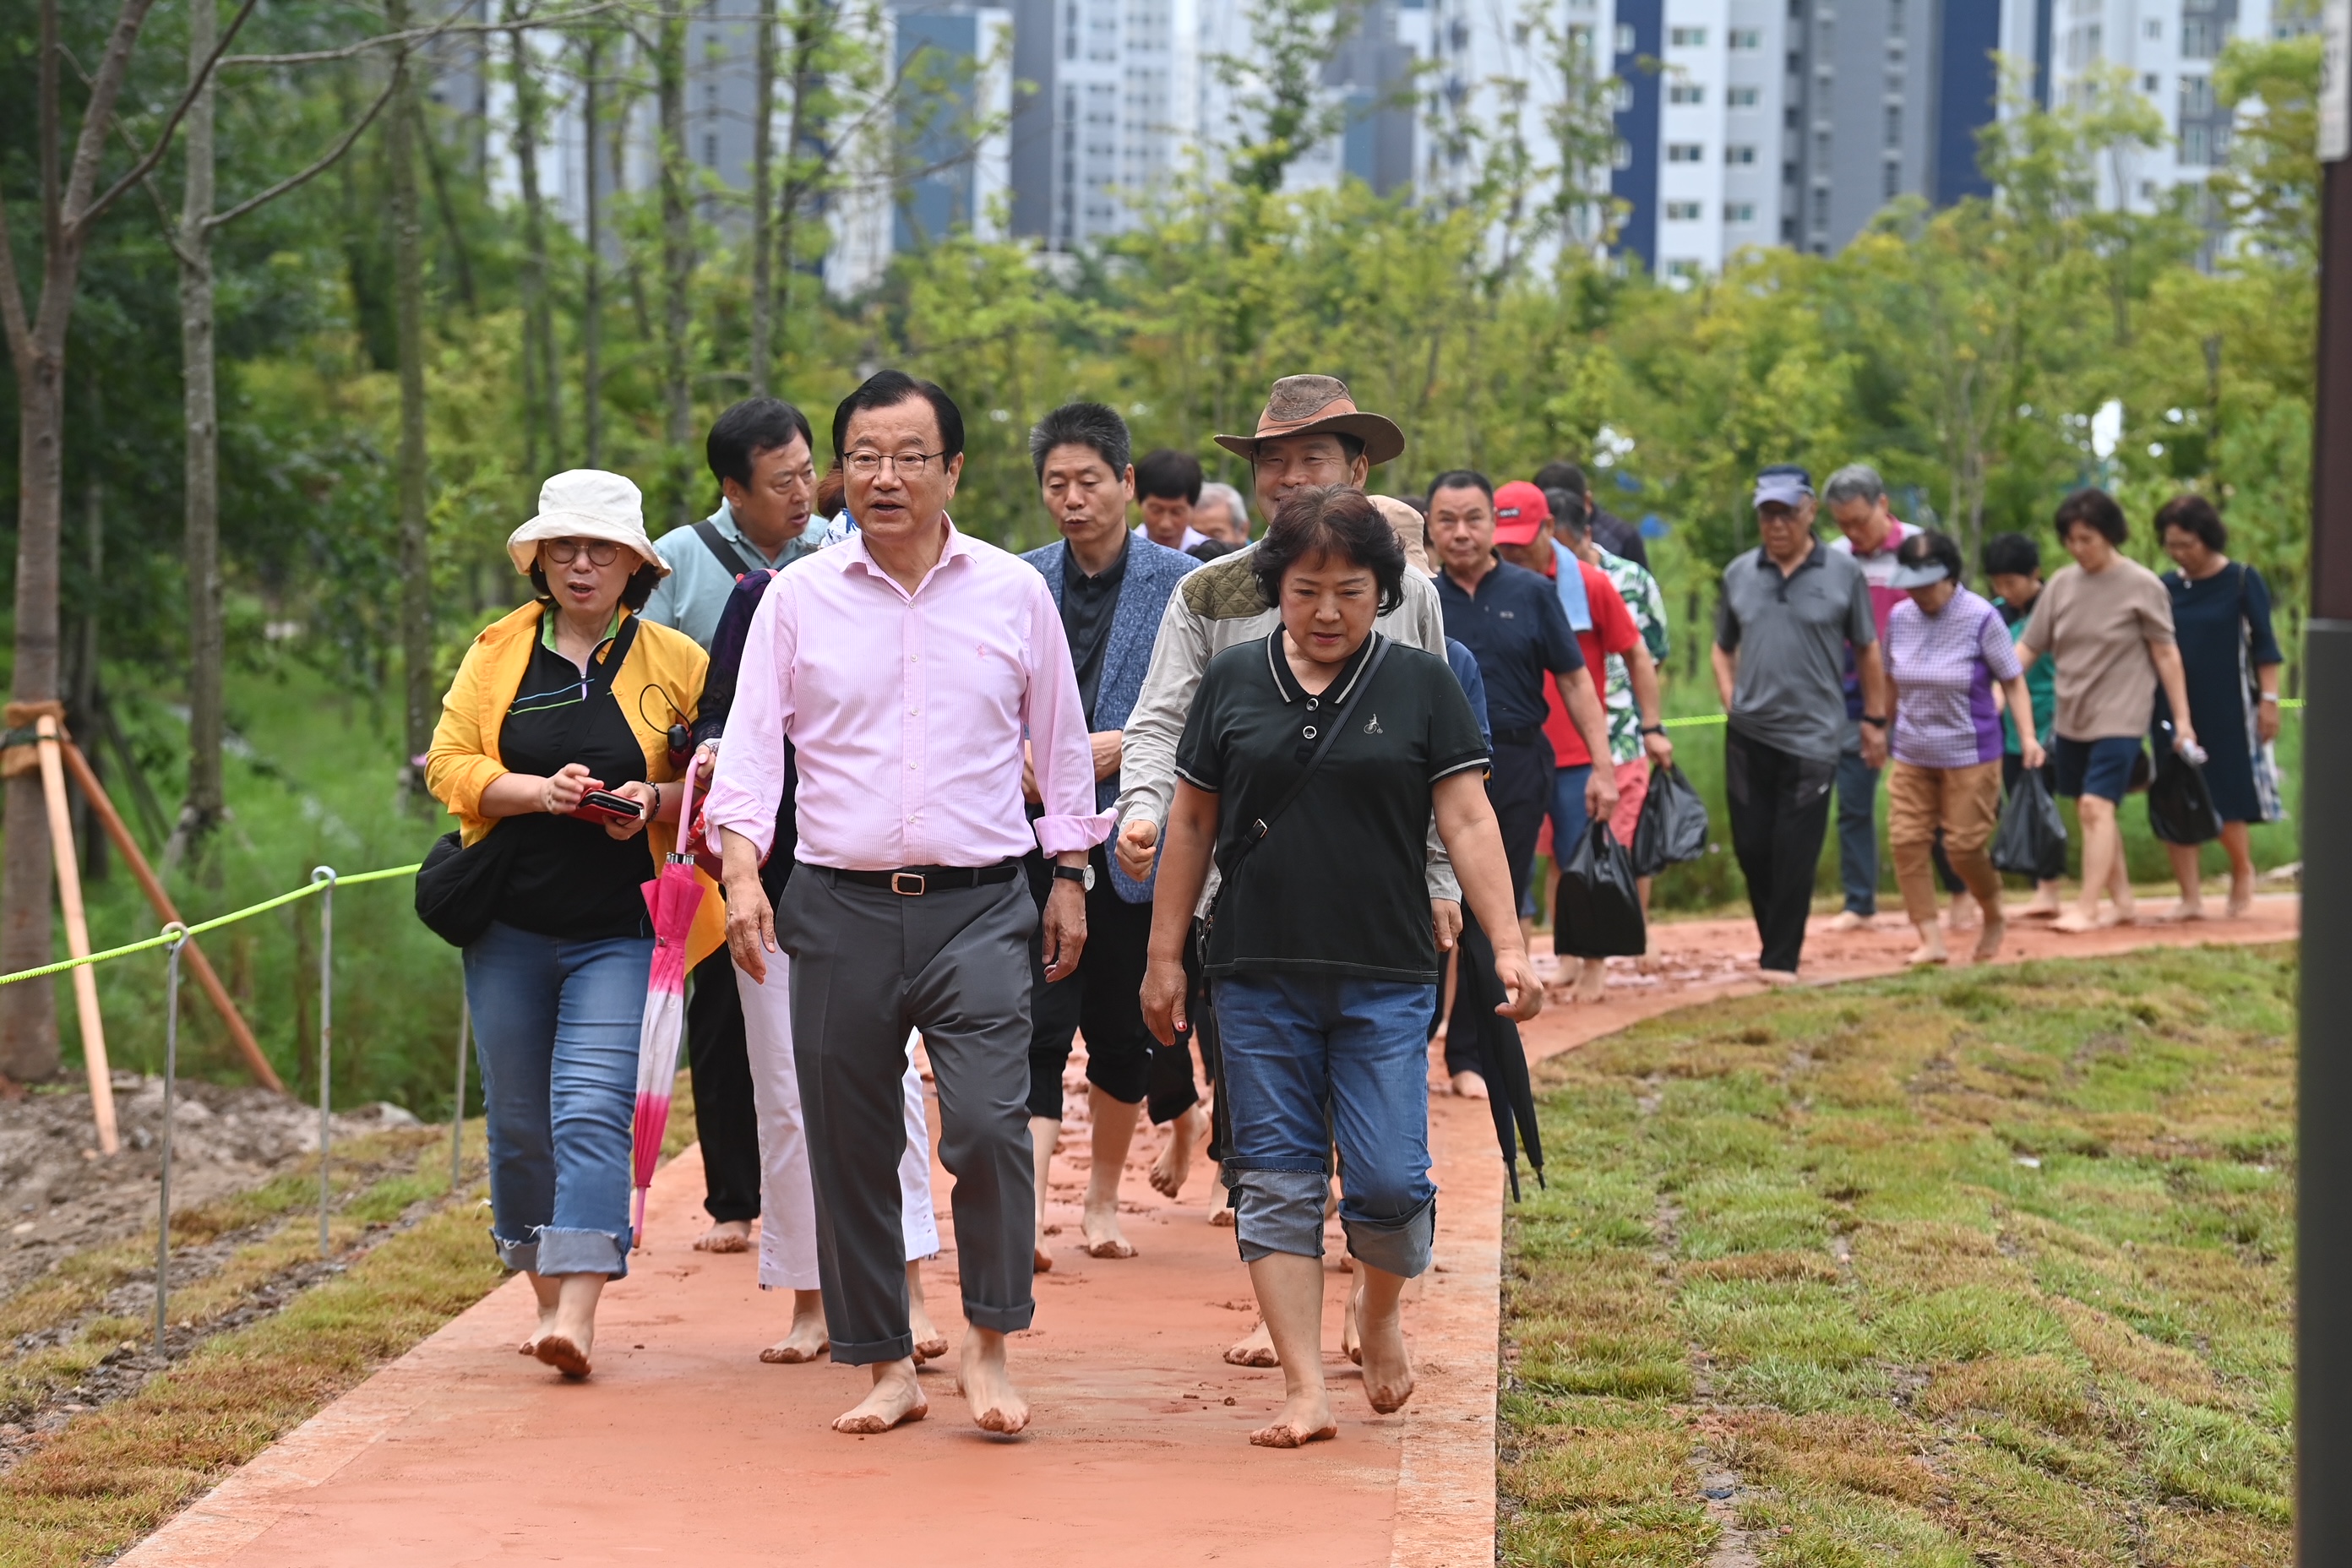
[{"xmin": 1008, "ymin": 0, "xmax": 1201, "ymax": 250}]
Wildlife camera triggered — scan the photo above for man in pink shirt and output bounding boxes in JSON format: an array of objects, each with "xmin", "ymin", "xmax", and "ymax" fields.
[
  {"xmin": 706, "ymin": 371, "xmax": 1112, "ymax": 1439},
  {"xmin": 1824, "ymin": 464, "xmax": 1915, "ymax": 931}
]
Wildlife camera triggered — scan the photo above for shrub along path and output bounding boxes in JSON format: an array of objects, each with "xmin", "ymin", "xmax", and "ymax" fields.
[{"xmin": 106, "ymin": 900, "xmax": 2295, "ymax": 1567}]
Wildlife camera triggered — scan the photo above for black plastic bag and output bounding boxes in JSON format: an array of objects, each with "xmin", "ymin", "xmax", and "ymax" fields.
[
  {"xmin": 2148, "ymin": 737, "xmax": 2223, "ymax": 846},
  {"xmin": 1990, "ymin": 768, "xmax": 2068, "ymax": 881},
  {"xmin": 1631, "ymin": 761, "xmax": 1711, "ymax": 877},
  {"xmin": 1555, "ymin": 821, "xmax": 1647, "ymax": 958}
]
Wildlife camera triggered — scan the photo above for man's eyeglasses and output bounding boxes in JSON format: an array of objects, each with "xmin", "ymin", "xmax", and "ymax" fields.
[
  {"xmin": 844, "ymin": 449, "xmax": 948, "ymax": 479},
  {"xmin": 543, "ymin": 538, "xmax": 623, "ymax": 566}
]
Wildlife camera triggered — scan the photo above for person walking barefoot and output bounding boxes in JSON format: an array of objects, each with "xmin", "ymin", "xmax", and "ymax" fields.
[{"xmin": 1143, "ymin": 487, "xmax": 1540, "ymax": 1447}]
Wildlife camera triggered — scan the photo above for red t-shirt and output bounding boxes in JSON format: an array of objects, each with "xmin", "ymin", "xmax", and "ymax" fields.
[{"xmin": 1540, "ymin": 553, "xmax": 1639, "ymax": 768}]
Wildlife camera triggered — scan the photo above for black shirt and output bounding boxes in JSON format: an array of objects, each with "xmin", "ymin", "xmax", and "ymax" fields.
[
  {"xmin": 494, "ymin": 634, "xmax": 656, "ymax": 940},
  {"xmin": 1435, "ymin": 558, "xmax": 1586, "ymax": 736},
  {"xmin": 696, "ymin": 570, "xmax": 798, "ymax": 904},
  {"xmin": 1060, "ymin": 536, "xmax": 1128, "ymax": 725},
  {"xmin": 1592, "ymin": 505, "xmax": 1649, "ymax": 570},
  {"xmin": 1175, "ymin": 634, "xmax": 1489, "ymax": 984}
]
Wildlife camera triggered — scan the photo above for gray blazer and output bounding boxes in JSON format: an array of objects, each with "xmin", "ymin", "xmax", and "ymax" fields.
[{"xmin": 1021, "ymin": 533, "xmax": 1198, "ymax": 901}]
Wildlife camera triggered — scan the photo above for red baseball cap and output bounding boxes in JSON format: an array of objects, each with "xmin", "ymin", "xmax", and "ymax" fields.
[{"xmin": 1492, "ymin": 480, "xmax": 1551, "ymax": 546}]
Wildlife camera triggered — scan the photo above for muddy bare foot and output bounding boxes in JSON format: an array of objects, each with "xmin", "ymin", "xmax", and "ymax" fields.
[
  {"xmin": 1358, "ymin": 1297, "xmax": 1414, "ymax": 1414},
  {"xmin": 1032, "ymin": 1242, "xmax": 1054, "ymax": 1272},
  {"xmin": 520, "ymin": 1304, "xmax": 560, "ymax": 1356},
  {"xmin": 908, "ymin": 1270, "xmax": 947, "ymax": 1363},
  {"xmin": 1082, "ymin": 1190, "xmax": 1137, "ymax": 1258},
  {"xmin": 1449, "ymin": 1070, "xmax": 1489, "ymax": 1100},
  {"xmin": 534, "ymin": 1334, "xmax": 592, "ymax": 1380},
  {"xmin": 959, "ymin": 1330, "xmax": 1030, "ymax": 1435},
  {"xmin": 1225, "ymin": 1320, "xmax": 1280, "ymax": 1368},
  {"xmin": 1905, "ymin": 939, "xmax": 1949, "ymax": 967},
  {"xmin": 1250, "ymin": 1391, "xmax": 1337, "ymax": 1448},
  {"xmin": 1972, "ymin": 912, "xmax": 2006, "ymax": 963},
  {"xmin": 693, "ymin": 1219, "xmax": 752, "ymax": 1253},
  {"xmin": 2226, "ymin": 879, "xmax": 2254, "ymax": 920},
  {"xmin": 2050, "ymin": 911, "xmax": 2099, "ymax": 934},
  {"xmin": 1150, "ymin": 1103, "xmax": 1209, "ymax": 1198},
  {"xmin": 1575, "ymin": 960, "xmax": 1608, "ymax": 1004},
  {"xmin": 833, "ymin": 1361, "xmax": 928, "ymax": 1435},
  {"xmin": 1342, "ymin": 1273, "xmax": 1365, "ymax": 1367},
  {"xmin": 2156, "ymin": 899, "xmax": 2208, "ymax": 923},
  {"xmin": 760, "ymin": 1293, "xmax": 830, "ymax": 1364}
]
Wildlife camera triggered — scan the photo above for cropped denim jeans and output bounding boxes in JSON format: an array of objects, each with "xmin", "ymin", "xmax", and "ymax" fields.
[
  {"xmin": 1214, "ymin": 972, "xmax": 1439, "ymax": 1280},
  {"xmin": 464, "ymin": 922, "xmax": 652, "ymax": 1278}
]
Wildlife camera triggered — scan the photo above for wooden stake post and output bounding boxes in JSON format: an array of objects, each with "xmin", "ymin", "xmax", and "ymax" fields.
[
  {"xmin": 35, "ymin": 715, "xmax": 116, "ymax": 1153},
  {"xmin": 55, "ymin": 736, "xmax": 284, "ymax": 1093}
]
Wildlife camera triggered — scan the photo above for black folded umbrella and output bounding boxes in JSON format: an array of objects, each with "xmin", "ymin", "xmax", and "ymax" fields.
[{"xmin": 1451, "ymin": 906, "xmax": 1546, "ymax": 1200}]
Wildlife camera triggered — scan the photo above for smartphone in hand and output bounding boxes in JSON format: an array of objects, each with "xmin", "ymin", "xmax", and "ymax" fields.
[{"xmin": 574, "ymin": 788, "xmax": 645, "ymax": 826}]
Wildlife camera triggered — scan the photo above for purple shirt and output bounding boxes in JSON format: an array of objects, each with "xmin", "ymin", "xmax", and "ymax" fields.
[
  {"xmin": 703, "ymin": 518, "xmax": 1113, "ymax": 870},
  {"xmin": 1886, "ymin": 586, "xmax": 2018, "ymax": 770}
]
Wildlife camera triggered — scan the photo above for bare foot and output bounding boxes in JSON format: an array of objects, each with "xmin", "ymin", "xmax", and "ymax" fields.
[
  {"xmin": 1971, "ymin": 912, "xmax": 2006, "ymax": 963},
  {"xmin": 907, "ymin": 1273, "xmax": 947, "ymax": 1364},
  {"xmin": 1905, "ymin": 932, "xmax": 1949, "ymax": 966},
  {"xmin": 1943, "ymin": 899, "xmax": 1979, "ymax": 933},
  {"xmin": 2050, "ymin": 912, "xmax": 2098, "ymax": 934},
  {"xmin": 2226, "ymin": 880, "xmax": 2254, "ymax": 920},
  {"xmin": 1450, "ymin": 1070, "xmax": 1489, "ymax": 1100},
  {"xmin": 2156, "ymin": 900, "xmax": 2208, "ymax": 923},
  {"xmin": 1250, "ymin": 1391, "xmax": 1337, "ymax": 1448},
  {"xmin": 1342, "ymin": 1273, "xmax": 1365, "ymax": 1366},
  {"xmin": 1756, "ymin": 967, "xmax": 1800, "ymax": 985},
  {"xmin": 1225, "ymin": 1320, "xmax": 1281, "ymax": 1368},
  {"xmin": 1575, "ymin": 959, "xmax": 1607, "ymax": 1005},
  {"xmin": 959, "ymin": 1329, "xmax": 1030, "ymax": 1435},
  {"xmin": 534, "ymin": 1334, "xmax": 591, "ymax": 1380},
  {"xmin": 694, "ymin": 1219, "xmax": 752, "ymax": 1253},
  {"xmin": 2020, "ymin": 887, "xmax": 2064, "ymax": 918},
  {"xmin": 520, "ymin": 1305, "xmax": 560, "ymax": 1356},
  {"xmin": 1210, "ymin": 1205, "xmax": 1236, "ymax": 1228},
  {"xmin": 1081, "ymin": 1191, "xmax": 1136, "ymax": 1259},
  {"xmin": 1358, "ymin": 1293, "xmax": 1415, "ymax": 1414},
  {"xmin": 833, "ymin": 1361, "xmax": 928, "ymax": 1435},
  {"xmin": 760, "ymin": 1292, "xmax": 830, "ymax": 1364},
  {"xmin": 1150, "ymin": 1103, "xmax": 1209, "ymax": 1198},
  {"xmin": 1827, "ymin": 910, "xmax": 1870, "ymax": 933},
  {"xmin": 2098, "ymin": 905, "xmax": 2134, "ymax": 928},
  {"xmin": 1033, "ymin": 1244, "xmax": 1054, "ymax": 1273}
]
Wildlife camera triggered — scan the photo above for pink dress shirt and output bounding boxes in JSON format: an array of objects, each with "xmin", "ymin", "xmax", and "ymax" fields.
[{"xmin": 704, "ymin": 519, "xmax": 1113, "ymax": 871}]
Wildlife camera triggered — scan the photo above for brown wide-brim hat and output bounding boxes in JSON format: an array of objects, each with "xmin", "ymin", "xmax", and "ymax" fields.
[{"xmin": 1213, "ymin": 374, "xmax": 1406, "ymax": 468}]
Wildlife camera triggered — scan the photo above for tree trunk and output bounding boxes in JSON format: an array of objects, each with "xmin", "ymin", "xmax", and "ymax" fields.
[
  {"xmin": 747, "ymin": 0, "xmax": 776, "ymax": 397},
  {"xmin": 172, "ymin": 0, "xmax": 223, "ymax": 869},
  {"xmin": 509, "ymin": 12, "xmax": 559, "ymax": 479},
  {"xmin": 580, "ymin": 32, "xmax": 603, "ymax": 467},
  {"xmin": 3, "ymin": 359, "xmax": 63, "ymax": 1080},
  {"xmin": 656, "ymin": 0, "xmax": 694, "ymax": 526},
  {"xmin": 73, "ymin": 477, "xmax": 104, "ymax": 883},
  {"xmin": 386, "ymin": 6, "xmax": 435, "ymax": 797}
]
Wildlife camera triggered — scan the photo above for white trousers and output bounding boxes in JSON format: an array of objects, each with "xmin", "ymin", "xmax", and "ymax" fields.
[{"xmin": 737, "ymin": 955, "xmax": 940, "ymax": 1291}]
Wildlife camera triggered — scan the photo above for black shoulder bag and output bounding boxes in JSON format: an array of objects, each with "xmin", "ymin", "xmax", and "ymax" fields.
[{"xmin": 415, "ymin": 614, "xmax": 643, "ymax": 947}]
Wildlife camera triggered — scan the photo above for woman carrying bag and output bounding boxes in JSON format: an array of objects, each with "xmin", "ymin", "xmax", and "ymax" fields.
[
  {"xmin": 1141, "ymin": 487, "xmax": 1536, "ymax": 1450},
  {"xmin": 2153, "ymin": 494, "xmax": 2285, "ymax": 921},
  {"xmin": 423, "ymin": 470, "xmax": 721, "ymax": 1380}
]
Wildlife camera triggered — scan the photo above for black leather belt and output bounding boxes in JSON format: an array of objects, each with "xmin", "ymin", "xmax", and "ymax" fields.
[
  {"xmin": 1491, "ymin": 726, "xmax": 1544, "ymax": 746},
  {"xmin": 823, "ymin": 861, "xmax": 1021, "ymax": 896}
]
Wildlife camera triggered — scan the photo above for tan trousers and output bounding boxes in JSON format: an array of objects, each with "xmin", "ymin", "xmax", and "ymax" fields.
[{"xmin": 1886, "ymin": 759, "xmax": 2004, "ymax": 926}]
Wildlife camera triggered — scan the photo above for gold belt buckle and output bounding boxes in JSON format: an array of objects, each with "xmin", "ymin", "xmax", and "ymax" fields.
[{"xmin": 890, "ymin": 871, "xmax": 926, "ymax": 896}]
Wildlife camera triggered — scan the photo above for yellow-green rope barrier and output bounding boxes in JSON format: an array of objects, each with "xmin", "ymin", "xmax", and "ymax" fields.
[{"xmin": 0, "ymin": 861, "xmax": 422, "ymax": 988}]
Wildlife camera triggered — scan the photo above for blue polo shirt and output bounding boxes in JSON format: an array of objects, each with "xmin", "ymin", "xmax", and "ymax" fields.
[{"xmin": 1435, "ymin": 558, "xmax": 1586, "ymax": 738}]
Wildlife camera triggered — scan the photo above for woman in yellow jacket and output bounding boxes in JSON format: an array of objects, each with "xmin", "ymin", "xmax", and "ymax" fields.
[{"xmin": 426, "ymin": 470, "xmax": 720, "ymax": 1380}]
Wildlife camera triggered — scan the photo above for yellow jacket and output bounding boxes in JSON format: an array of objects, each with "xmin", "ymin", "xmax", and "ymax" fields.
[{"xmin": 425, "ymin": 602, "xmax": 725, "ymax": 966}]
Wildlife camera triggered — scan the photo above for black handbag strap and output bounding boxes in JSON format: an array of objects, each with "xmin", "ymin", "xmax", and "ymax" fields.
[
  {"xmin": 1213, "ymin": 634, "xmax": 1392, "ymax": 891},
  {"xmin": 694, "ymin": 519, "xmax": 760, "ymax": 580}
]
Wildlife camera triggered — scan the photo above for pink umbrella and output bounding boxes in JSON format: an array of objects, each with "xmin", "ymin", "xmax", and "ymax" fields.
[{"xmin": 629, "ymin": 763, "xmax": 710, "ymax": 1247}]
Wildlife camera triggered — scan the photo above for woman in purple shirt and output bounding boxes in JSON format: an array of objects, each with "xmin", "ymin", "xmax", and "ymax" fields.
[{"xmin": 1883, "ymin": 531, "xmax": 2046, "ymax": 966}]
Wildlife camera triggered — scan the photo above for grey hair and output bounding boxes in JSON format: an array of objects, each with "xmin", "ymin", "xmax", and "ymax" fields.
[
  {"xmin": 1822, "ymin": 464, "xmax": 1886, "ymax": 508},
  {"xmin": 1196, "ymin": 481, "xmax": 1250, "ymax": 528},
  {"xmin": 1028, "ymin": 401, "xmax": 1132, "ymax": 480}
]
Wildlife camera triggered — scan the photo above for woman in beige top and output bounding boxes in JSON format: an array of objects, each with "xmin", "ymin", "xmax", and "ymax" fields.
[{"xmin": 2016, "ymin": 489, "xmax": 2196, "ymax": 933}]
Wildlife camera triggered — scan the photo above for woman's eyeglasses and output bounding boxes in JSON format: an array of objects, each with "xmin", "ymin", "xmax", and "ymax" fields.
[{"xmin": 544, "ymin": 538, "xmax": 622, "ymax": 567}]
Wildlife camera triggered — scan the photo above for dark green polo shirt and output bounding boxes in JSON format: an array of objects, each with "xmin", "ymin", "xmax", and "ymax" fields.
[{"xmin": 1174, "ymin": 633, "xmax": 1489, "ymax": 984}]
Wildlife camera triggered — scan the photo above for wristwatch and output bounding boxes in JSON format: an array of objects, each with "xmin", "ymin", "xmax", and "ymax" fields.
[
  {"xmin": 1053, "ymin": 862, "xmax": 1095, "ymax": 890},
  {"xmin": 1860, "ymin": 715, "xmax": 1889, "ymax": 729},
  {"xmin": 1639, "ymin": 724, "xmax": 1665, "ymax": 736}
]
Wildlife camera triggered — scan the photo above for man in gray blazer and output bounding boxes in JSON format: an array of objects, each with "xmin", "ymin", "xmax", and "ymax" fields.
[{"xmin": 1019, "ymin": 403, "xmax": 1202, "ymax": 1266}]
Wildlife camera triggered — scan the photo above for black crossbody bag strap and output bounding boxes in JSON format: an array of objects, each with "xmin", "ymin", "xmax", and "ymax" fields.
[
  {"xmin": 693, "ymin": 519, "xmax": 760, "ymax": 580},
  {"xmin": 1208, "ymin": 634, "xmax": 1392, "ymax": 917}
]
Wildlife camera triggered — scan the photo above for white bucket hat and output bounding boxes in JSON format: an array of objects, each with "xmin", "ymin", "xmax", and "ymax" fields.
[{"xmin": 505, "ymin": 470, "xmax": 670, "ymax": 578}]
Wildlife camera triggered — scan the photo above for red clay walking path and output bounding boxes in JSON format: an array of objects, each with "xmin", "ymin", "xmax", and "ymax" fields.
[{"xmin": 118, "ymin": 897, "xmax": 2298, "ymax": 1567}]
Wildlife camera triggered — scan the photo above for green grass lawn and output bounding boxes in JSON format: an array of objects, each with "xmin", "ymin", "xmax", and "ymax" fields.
[{"xmin": 1499, "ymin": 944, "xmax": 2295, "ymax": 1567}]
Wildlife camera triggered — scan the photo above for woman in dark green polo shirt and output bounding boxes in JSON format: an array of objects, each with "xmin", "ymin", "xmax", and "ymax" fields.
[{"xmin": 1142, "ymin": 486, "xmax": 1538, "ymax": 1450}]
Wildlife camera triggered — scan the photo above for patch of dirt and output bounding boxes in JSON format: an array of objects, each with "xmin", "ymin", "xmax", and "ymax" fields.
[{"xmin": 1, "ymin": 1075, "xmax": 429, "ymax": 1295}]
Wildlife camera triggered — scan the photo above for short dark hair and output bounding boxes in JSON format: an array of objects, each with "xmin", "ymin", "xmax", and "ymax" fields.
[
  {"xmin": 2054, "ymin": 487, "xmax": 2127, "ymax": 545},
  {"xmin": 2154, "ymin": 493, "xmax": 2227, "ymax": 553},
  {"xmin": 1897, "ymin": 528, "xmax": 1964, "ymax": 585},
  {"xmin": 707, "ymin": 397, "xmax": 815, "ymax": 489},
  {"xmin": 1185, "ymin": 537, "xmax": 1235, "ymax": 563},
  {"xmin": 1533, "ymin": 461, "xmax": 1588, "ymax": 497},
  {"xmin": 1250, "ymin": 486, "xmax": 1407, "ymax": 617},
  {"xmin": 1427, "ymin": 469, "xmax": 1493, "ymax": 503},
  {"xmin": 1029, "ymin": 402, "xmax": 1131, "ymax": 480},
  {"xmin": 831, "ymin": 370, "xmax": 965, "ymax": 464},
  {"xmin": 1133, "ymin": 447, "xmax": 1203, "ymax": 502},
  {"xmin": 1544, "ymin": 487, "xmax": 1587, "ymax": 535},
  {"xmin": 531, "ymin": 559, "xmax": 662, "ymax": 613},
  {"xmin": 1982, "ymin": 531, "xmax": 2041, "ymax": 579}
]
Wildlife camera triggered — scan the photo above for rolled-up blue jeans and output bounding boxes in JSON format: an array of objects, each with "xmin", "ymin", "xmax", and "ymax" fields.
[
  {"xmin": 464, "ymin": 921, "xmax": 651, "ymax": 1278},
  {"xmin": 1215, "ymin": 972, "xmax": 1439, "ymax": 1279},
  {"xmin": 1836, "ymin": 718, "xmax": 1882, "ymax": 916}
]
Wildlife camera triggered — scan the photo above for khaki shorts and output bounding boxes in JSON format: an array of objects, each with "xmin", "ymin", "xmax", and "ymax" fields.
[{"xmin": 1886, "ymin": 758, "xmax": 2002, "ymax": 855}]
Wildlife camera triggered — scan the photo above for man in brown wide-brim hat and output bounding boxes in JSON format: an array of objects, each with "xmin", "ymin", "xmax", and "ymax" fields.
[{"xmin": 1103, "ymin": 372, "xmax": 1456, "ymax": 1378}]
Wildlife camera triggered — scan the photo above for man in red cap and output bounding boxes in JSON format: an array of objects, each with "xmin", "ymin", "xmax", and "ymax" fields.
[{"xmin": 1428, "ymin": 471, "xmax": 1611, "ymax": 1090}]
